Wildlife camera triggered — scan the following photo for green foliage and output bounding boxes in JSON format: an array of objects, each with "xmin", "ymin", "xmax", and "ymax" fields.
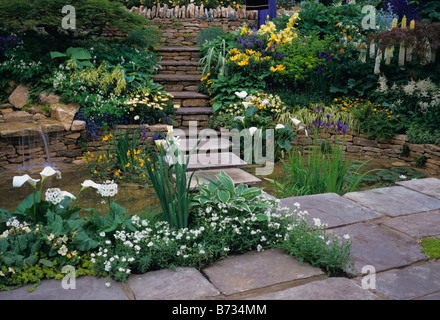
[
  {"xmin": 351, "ymin": 101, "xmax": 403, "ymax": 140},
  {"xmin": 0, "ymin": 0, "xmax": 147, "ymax": 39},
  {"xmin": 267, "ymin": 133, "xmax": 371, "ymax": 198},
  {"xmin": 277, "ymin": 33, "xmax": 330, "ymax": 85},
  {"xmin": 125, "ymin": 26, "xmax": 163, "ymax": 50},
  {"xmin": 295, "ymin": 1, "xmax": 366, "ymax": 37},
  {"xmin": 141, "ymin": 136, "xmax": 198, "ymax": 229},
  {"xmin": 406, "ymin": 125, "xmax": 440, "ymax": 146},
  {"xmin": 192, "ymin": 171, "xmax": 267, "ymax": 216},
  {"xmin": 421, "ymin": 238, "xmax": 440, "ymax": 259},
  {"xmin": 197, "ymin": 26, "xmax": 228, "ymax": 47},
  {"xmin": 210, "ymin": 73, "xmax": 264, "ymax": 113},
  {"xmin": 50, "ymin": 47, "xmax": 93, "ymax": 68}
]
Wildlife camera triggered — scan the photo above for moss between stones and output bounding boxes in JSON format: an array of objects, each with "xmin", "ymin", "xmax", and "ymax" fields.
[{"xmin": 421, "ymin": 238, "xmax": 440, "ymax": 259}]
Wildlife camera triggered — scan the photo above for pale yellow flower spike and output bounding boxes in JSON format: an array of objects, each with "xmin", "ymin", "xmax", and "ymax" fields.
[
  {"xmin": 410, "ymin": 20, "xmax": 415, "ymax": 30},
  {"xmin": 401, "ymin": 15, "xmax": 407, "ymax": 29},
  {"xmin": 392, "ymin": 18, "xmax": 398, "ymax": 28}
]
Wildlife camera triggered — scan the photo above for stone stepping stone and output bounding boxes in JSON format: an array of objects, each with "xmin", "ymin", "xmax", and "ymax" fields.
[
  {"xmin": 169, "ymin": 91, "xmax": 209, "ymax": 99},
  {"xmin": 188, "ymin": 167, "xmax": 261, "ymax": 190},
  {"xmin": 396, "ymin": 177, "xmax": 440, "ymax": 200},
  {"xmin": 331, "ymin": 222, "xmax": 427, "ymax": 276},
  {"xmin": 377, "ymin": 209, "xmax": 440, "ymax": 239},
  {"xmin": 156, "ymin": 46, "xmax": 199, "ymax": 52},
  {"xmin": 250, "ymin": 277, "xmax": 381, "ymax": 300},
  {"xmin": 159, "ymin": 60, "xmax": 200, "ymax": 66},
  {"xmin": 0, "ymin": 276, "xmax": 128, "ymax": 300},
  {"xmin": 280, "ymin": 193, "xmax": 382, "ymax": 228},
  {"xmin": 202, "ymin": 248, "xmax": 325, "ymax": 297},
  {"xmin": 343, "ymin": 186, "xmax": 440, "ymax": 217},
  {"xmin": 126, "ymin": 267, "xmax": 220, "ymax": 300},
  {"xmin": 361, "ymin": 262, "xmax": 440, "ymax": 300},
  {"xmin": 185, "ymin": 151, "xmax": 247, "ymax": 170},
  {"xmin": 177, "ymin": 137, "xmax": 231, "ymax": 153},
  {"xmin": 153, "ymin": 74, "xmax": 201, "ymax": 82}
]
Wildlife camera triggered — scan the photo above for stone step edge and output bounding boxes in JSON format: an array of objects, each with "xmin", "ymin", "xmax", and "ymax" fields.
[
  {"xmin": 187, "ymin": 168, "xmax": 262, "ymax": 190},
  {"xmin": 176, "ymin": 107, "xmax": 213, "ymax": 115},
  {"xmin": 168, "ymin": 91, "xmax": 209, "ymax": 99},
  {"xmin": 153, "ymin": 74, "xmax": 201, "ymax": 81},
  {"xmin": 156, "ymin": 46, "xmax": 200, "ymax": 52},
  {"xmin": 159, "ymin": 60, "xmax": 200, "ymax": 66}
]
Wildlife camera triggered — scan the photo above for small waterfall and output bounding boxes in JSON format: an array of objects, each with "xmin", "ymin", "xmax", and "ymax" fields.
[
  {"xmin": 3, "ymin": 122, "xmax": 55, "ymax": 170},
  {"xmin": 39, "ymin": 126, "xmax": 53, "ymax": 168}
]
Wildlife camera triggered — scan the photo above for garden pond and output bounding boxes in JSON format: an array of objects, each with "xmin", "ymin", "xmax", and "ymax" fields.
[{"xmin": 0, "ymin": 153, "xmax": 437, "ymax": 216}]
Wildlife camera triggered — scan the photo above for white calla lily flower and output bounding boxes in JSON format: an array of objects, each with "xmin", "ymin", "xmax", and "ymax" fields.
[
  {"xmin": 275, "ymin": 124, "xmax": 285, "ymax": 130},
  {"xmin": 235, "ymin": 91, "xmax": 247, "ymax": 99},
  {"xmin": 289, "ymin": 117, "xmax": 301, "ymax": 126},
  {"xmin": 81, "ymin": 180, "xmax": 102, "ymax": 191},
  {"xmin": 234, "ymin": 116, "xmax": 245, "ymax": 123},
  {"xmin": 40, "ymin": 166, "xmax": 62, "ymax": 182},
  {"xmin": 242, "ymin": 101, "xmax": 253, "ymax": 108},
  {"xmin": 61, "ymin": 191, "xmax": 76, "ymax": 199},
  {"xmin": 13, "ymin": 175, "xmax": 40, "ymax": 189}
]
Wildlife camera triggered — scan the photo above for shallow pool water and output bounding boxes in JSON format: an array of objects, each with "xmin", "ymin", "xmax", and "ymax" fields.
[
  {"xmin": 0, "ymin": 163, "xmax": 160, "ymax": 216},
  {"xmin": 0, "ymin": 154, "xmax": 438, "ymax": 215}
]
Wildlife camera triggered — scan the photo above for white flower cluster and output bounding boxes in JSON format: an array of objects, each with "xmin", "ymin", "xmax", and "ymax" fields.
[
  {"xmin": 98, "ymin": 180, "xmax": 118, "ymax": 197},
  {"xmin": 376, "ymin": 76, "xmax": 440, "ymax": 113},
  {"xmin": 91, "ymin": 191, "xmax": 351, "ymax": 280},
  {"xmin": 45, "ymin": 188, "xmax": 64, "ymax": 204},
  {"xmin": 0, "ymin": 217, "xmax": 31, "ymax": 239}
]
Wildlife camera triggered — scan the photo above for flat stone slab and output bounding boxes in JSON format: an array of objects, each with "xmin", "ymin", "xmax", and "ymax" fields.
[
  {"xmin": 250, "ymin": 278, "xmax": 381, "ymax": 300},
  {"xmin": 378, "ymin": 210, "xmax": 440, "ymax": 239},
  {"xmin": 126, "ymin": 267, "xmax": 220, "ymax": 300},
  {"xmin": 189, "ymin": 168, "xmax": 261, "ymax": 190},
  {"xmin": 396, "ymin": 178, "xmax": 440, "ymax": 200},
  {"xmin": 168, "ymin": 91, "xmax": 208, "ymax": 99},
  {"xmin": 344, "ymin": 186, "xmax": 440, "ymax": 217},
  {"xmin": 202, "ymin": 248, "xmax": 325, "ymax": 296},
  {"xmin": 0, "ymin": 276, "xmax": 128, "ymax": 300},
  {"xmin": 363, "ymin": 262, "xmax": 440, "ymax": 300},
  {"xmin": 280, "ymin": 193, "xmax": 382, "ymax": 228},
  {"xmin": 176, "ymin": 107, "xmax": 213, "ymax": 115},
  {"xmin": 331, "ymin": 222, "xmax": 427, "ymax": 275},
  {"xmin": 186, "ymin": 152, "xmax": 247, "ymax": 170},
  {"xmin": 153, "ymin": 74, "xmax": 201, "ymax": 81},
  {"xmin": 178, "ymin": 137, "xmax": 231, "ymax": 152}
]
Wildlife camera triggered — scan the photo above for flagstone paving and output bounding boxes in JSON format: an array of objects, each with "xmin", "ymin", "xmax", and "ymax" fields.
[{"xmin": 1, "ymin": 178, "xmax": 440, "ymax": 300}]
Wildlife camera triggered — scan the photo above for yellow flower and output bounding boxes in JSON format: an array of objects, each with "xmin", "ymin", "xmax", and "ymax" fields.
[
  {"xmin": 270, "ymin": 66, "xmax": 277, "ymax": 72},
  {"xmin": 401, "ymin": 15, "xmax": 407, "ymax": 29},
  {"xmin": 276, "ymin": 64, "xmax": 284, "ymax": 71},
  {"xmin": 237, "ymin": 59, "xmax": 249, "ymax": 66}
]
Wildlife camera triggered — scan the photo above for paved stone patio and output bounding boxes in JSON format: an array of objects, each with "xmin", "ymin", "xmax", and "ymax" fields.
[{"xmin": 1, "ymin": 177, "xmax": 440, "ymax": 300}]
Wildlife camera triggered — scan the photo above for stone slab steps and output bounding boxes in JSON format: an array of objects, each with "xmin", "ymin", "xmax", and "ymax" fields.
[
  {"xmin": 155, "ymin": 47, "xmax": 260, "ymax": 187},
  {"xmin": 177, "ymin": 137, "xmax": 231, "ymax": 153},
  {"xmin": 188, "ymin": 168, "xmax": 262, "ymax": 190}
]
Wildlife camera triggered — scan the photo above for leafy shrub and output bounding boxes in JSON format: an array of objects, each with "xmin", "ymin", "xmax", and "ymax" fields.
[
  {"xmin": 197, "ymin": 26, "xmax": 228, "ymax": 47},
  {"xmin": 125, "ymin": 26, "xmax": 162, "ymax": 50},
  {"xmin": 0, "ymin": 0, "xmax": 146, "ymax": 40}
]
